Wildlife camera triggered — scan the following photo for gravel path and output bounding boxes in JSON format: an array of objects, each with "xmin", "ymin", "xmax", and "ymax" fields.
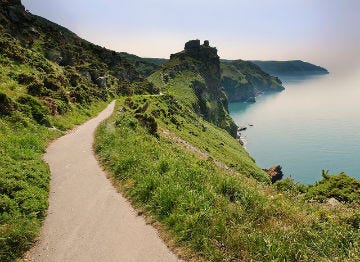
[{"xmin": 27, "ymin": 101, "xmax": 180, "ymax": 262}]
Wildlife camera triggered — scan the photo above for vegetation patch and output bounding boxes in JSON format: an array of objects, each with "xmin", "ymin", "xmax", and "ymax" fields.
[{"xmin": 95, "ymin": 98, "xmax": 360, "ymax": 261}]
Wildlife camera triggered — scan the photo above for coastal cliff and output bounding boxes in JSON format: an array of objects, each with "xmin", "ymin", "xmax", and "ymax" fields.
[
  {"xmin": 221, "ymin": 60, "xmax": 284, "ymax": 102},
  {"xmin": 149, "ymin": 40, "xmax": 238, "ymax": 137}
]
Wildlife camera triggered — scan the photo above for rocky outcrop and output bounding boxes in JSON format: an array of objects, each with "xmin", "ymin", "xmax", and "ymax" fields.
[
  {"xmin": 264, "ymin": 165, "xmax": 284, "ymax": 183},
  {"xmin": 159, "ymin": 40, "xmax": 238, "ymax": 137}
]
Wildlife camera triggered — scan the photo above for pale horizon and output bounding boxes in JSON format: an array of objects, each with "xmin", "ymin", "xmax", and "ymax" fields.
[{"xmin": 23, "ymin": 0, "xmax": 360, "ymax": 72}]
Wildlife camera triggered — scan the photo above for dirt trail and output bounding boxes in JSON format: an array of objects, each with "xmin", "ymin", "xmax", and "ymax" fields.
[{"xmin": 27, "ymin": 101, "xmax": 180, "ymax": 262}]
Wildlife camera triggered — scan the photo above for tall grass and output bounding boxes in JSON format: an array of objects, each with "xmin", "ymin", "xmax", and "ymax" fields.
[
  {"xmin": 0, "ymin": 101, "xmax": 108, "ymax": 261},
  {"xmin": 95, "ymin": 98, "xmax": 360, "ymax": 261}
]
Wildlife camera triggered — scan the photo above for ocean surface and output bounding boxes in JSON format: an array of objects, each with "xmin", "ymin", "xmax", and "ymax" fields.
[{"xmin": 229, "ymin": 68, "xmax": 360, "ymax": 184}]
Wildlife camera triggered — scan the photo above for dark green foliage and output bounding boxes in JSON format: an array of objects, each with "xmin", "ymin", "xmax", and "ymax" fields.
[
  {"xmin": 0, "ymin": 92, "xmax": 16, "ymax": 115},
  {"xmin": 44, "ymin": 74, "xmax": 67, "ymax": 91},
  {"xmin": 135, "ymin": 113, "xmax": 159, "ymax": 138},
  {"xmin": 305, "ymin": 170, "xmax": 360, "ymax": 203},
  {"xmin": 15, "ymin": 72, "xmax": 38, "ymax": 85},
  {"xmin": 17, "ymin": 96, "xmax": 51, "ymax": 126},
  {"xmin": 27, "ymin": 81, "xmax": 47, "ymax": 96},
  {"xmin": 343, "ymin": 212, "xmax": 360, "ymax": 229}
]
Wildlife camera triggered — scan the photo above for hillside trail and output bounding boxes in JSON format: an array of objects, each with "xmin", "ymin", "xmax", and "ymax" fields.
[{"xmin": 26, "ymin": 101, "xmax": 180, "ymax": 262}]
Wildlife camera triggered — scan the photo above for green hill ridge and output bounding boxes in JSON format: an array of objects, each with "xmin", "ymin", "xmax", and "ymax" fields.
[{"xmin": 251, "ymin": 60, "xmax": 329, "ymax": 76}]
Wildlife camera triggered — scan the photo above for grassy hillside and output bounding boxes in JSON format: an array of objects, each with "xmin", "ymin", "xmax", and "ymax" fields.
[
  {"xmin": 221, "ymin": 60, "xmax": 284, "ymax": 102},
  {"xmin": 96, "ymin": 40, "xmax": 360, "ymax": 261},
  {"xmin": 95, "ymin": 97, "xmax": 360, "ymax": 261},
  {"xmin": 2, "ymin": 1, "xmax": 358, "ymax": 261},
  {"xmin": 252, "ymin": 60, "xmax": 329, "ymax": 76},
  {"xmin": 0, "ymin": 1, "xmax": 155, "ymax": 260}
]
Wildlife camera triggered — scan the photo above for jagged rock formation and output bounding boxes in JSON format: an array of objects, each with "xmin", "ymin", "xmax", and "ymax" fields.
[
  {"xmin": 151, "ymin": 40, "xmax": 238, "ymax": 137},
  {"xmin": 264, "ymin": 165, "xmax": 284, "ymax": 183}
]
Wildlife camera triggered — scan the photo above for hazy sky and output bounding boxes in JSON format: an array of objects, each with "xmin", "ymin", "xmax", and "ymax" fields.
[{"xmin": 23, "ymin": 0, "xmax": 360, "ymax": 71}]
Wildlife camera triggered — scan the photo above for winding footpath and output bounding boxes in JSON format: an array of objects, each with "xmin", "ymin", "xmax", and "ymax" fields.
[{"xmin": 27, "ymin": 101, "xmax": 180, "ymax": 262}]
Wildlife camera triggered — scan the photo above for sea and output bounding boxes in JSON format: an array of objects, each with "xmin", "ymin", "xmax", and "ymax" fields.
[{"xmin": 229, "ymin": 67, "xmax": 360, "ymax": 184}]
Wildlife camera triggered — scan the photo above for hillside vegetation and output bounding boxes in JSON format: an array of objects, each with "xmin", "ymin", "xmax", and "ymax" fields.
[
  {"xmin": 95, "ymin": 41, "xmax": 360, "ymax": 261},
  {"xmin": 0, "ymin": 1, "xmax": 154, "ymax": 260},
  {"xmin": 1, "ymin": 1, "xmax": 358, "ymax": 261},
  {"xmin": 96, "ymin": 96, "xmax": 360, "ymax": 261}
]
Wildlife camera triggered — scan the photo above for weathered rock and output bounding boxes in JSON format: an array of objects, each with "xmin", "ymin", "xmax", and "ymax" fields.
[
  {"xmin": 96, "ymin": 76, "xmax": 107, "ymax": 89},
  {"xmin": 79, "ymin": 70, "xmax": 92, "ymax": 82},
  {"xmin": 167, "ymin": 40, "xmax": 237, "ymax": 137},
  {"xmin": 264, "ymin": 165, "xmax": 284, "ymax": 183},
  {"xmin": 327, "ymin": 197, "xmax": 341, "ymax": 206},
  {"xmin": 185, "ymin": 39, "xmax": 201, "ymax": 51}
]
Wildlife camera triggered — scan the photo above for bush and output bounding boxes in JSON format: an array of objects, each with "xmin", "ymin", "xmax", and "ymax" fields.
[
  {"xmin": 305, "ymin": 170, "xmax": 360, "ymax": 203},
  {"xmin": 135, "ymin": 113, "xmax": 159, "ymax": 138},
  {"xmin": 0, "ymin": 92, "xmax": 16, "ymax": 116},
  {"xmin": 274, "ymin": 177, "xmax": 306, "ymax": 193},
  {"xmin": 17, "ymin": 96, "xmax": 51, "ymax": 126},
  {"xmin": 27, "ymin": 81, "xmax": 48, "ymax": 97}
]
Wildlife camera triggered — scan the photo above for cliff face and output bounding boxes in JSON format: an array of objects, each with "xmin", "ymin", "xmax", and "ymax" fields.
[
  {"xmin": 221, "ymin": 60, "xmax": 284, "ymax": 103},
  {"xmin": 149, "ymin": 40, "xmax": 237, "ymax": 137}
]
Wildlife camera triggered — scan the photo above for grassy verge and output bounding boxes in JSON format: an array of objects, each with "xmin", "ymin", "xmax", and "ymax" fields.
[
  {"xmin": 95, "ymin": 97, "xmax": 360, "ymax": 261},
  {"xmin": 0, "ymin": 100, "xmax": 109, "ymax": 261}
]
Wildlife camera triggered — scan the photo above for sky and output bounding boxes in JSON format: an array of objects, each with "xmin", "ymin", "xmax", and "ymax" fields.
[{"xmin": 22, "ymin": 0, "xmax": 360, "ymax": 71}]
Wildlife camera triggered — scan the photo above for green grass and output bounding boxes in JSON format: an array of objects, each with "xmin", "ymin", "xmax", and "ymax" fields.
[
  {"xmin": 0, "ymin": 100, "xmax": 109, "ymax": 261},
  {"xmin": 95, "ymin": 98, "xmax": 360, "ymax": 261},
  {"xmin": 127, "ymin": 94, "xmax": 269, "ymax": 182},
  {"xmin": 0, "ymin": 31, "xmax": 114, "ymax": 261}
]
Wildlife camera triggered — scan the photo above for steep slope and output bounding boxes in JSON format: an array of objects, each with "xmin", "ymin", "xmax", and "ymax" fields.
[
  {"xmin": 252, "ymin": 60, "xmax": 329, "ymax": 76},
  {"xmin": 221, "ymin": 60, "xmax": 284, "ymax": 102},
  {"xmin": 0, "ymin": 0, "xmax": 157, "ymax": 91},
  {"xmin": 148, "ymin": 40, "xmax": 237, "ymax": 137},
  {"xmin": 95, "ymin": 95, "xmax": 360, "ymax": 262},
  {"xmin": 0, "ymin": 1, "xmax": 156, "ymax": 260}
]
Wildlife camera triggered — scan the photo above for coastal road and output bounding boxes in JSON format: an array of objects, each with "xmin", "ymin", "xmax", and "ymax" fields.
[{"xmin": 27, "ymin": 101, "xmax": 180, "ymax": 262}]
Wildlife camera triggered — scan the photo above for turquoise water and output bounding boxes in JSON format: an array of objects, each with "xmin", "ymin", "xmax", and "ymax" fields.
[{"xmin": 229, "ymin": 68, "xmax": 360, "ymax": 184}]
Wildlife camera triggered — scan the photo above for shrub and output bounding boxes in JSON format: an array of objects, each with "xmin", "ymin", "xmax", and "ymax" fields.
[
  {"xmin": 305, "ymin": 170, "xmax": 360, "ymax": 203},
  {"xmin": 27, "ymin": 81, "xmax": 48, "ymax": 96},
  {"xmin": 44, "ymin": 75, "xmax": 63, "ymax": 91},
  {"xmin": 135, "ymin": 113, "xmax": 159, "ymax": 138},
  {"xmin": 274, "ymin": 177, "xmax": 306, "ymax": 193},
  {"xmin": 17, "ymin": 96, "xmax": 51, "ymax": 126},
  {"xmin": 0, "ymin": 92, "xmax": 16, "ymax": 115}
]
